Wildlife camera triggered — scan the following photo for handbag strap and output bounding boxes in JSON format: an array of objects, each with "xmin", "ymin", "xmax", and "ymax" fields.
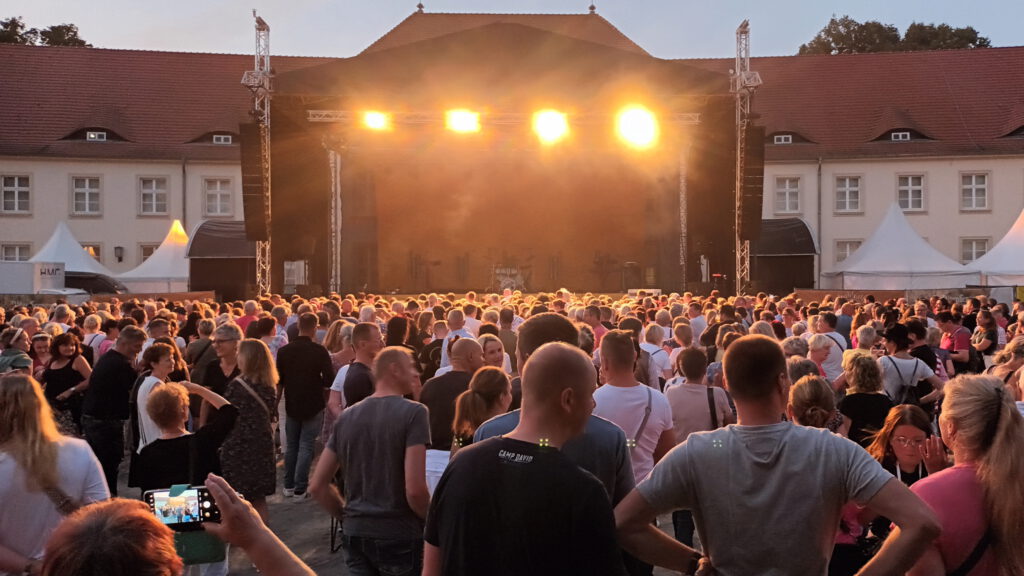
[
  {"xmin": 947, "ymin": 527, "xmax": 992, "ymax": 576},
  {"xmin": 44, "ymin": 485, "xmax": 81, "ymax": 516},
  {"xmin": 629, "ymin": 387, "xmax": 653, "ymax": 449},
  {"xmin": 233, "ymin": 377, "xmax": 271, "ymax": 417},
  {"xmin": 706, "ymin": 386, "xmax": 719, "ymax": 430}
]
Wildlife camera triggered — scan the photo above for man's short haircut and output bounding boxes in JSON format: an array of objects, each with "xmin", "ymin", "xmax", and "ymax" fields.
[
  {"xmin": 352, "ymin": 322, "xmax": 379, "ymax": 348},
  {"xmin": 673, "ymin": 323, "xmax": 693, "ymax": 346},
  {"xmin": 447, "ymin": 308, "xmax": 465, "ymax": 324},
  {"xmin": 499, "ymin": 307, "xmax": 514, "ymax": 324},
  {"xmin": 584, "ymin": 305, "xmax": 601, "ymax": 319},
  {"xmin": 935, "ymin": 311, "xmax": 957, "ymax": 324},
  {"xmin": 905, "ymin": 318, "xmax": 927, "ymax": 340},
  {"xmin": 517, "ymin": 312, "xmax": 579, "ymax": 359},
  {"xmin": 723, "ymin": 335, "xmax": 786, "ymax": 401},
  {"xmin": 520, "ymin": 341, "xmax": 594, "ymax": 407},
  {"xmin": 819, "ymin": 312, "xmax": 838, "ymax": 329},
  {"xmin": 372, "ymin": 346, "xmax": 413, "ymax": 378},
  {"xmin": 255, "ymin": 317, "xmax": 277, "ymax": 338},
  {"xmin": 298, "ymin": 312, "xmax": 319, "ymax": 333},
  {"xmin": 197, "ymin": 318, "xmax": 216, "ymax": 337},
  {"xmin": 616, "ymin": 316, "xmax": 643, "ymax": 338},
  {"xmin": 117, "ymin": 325, "xmax": 147, "ymax": 345},
  {"xmin": 678, "ymin": 347, "xmax": 708, "ymax": 382},
  {"xmin": 600, "ymin": 330, "xmax": 637, "ymax": 370}
]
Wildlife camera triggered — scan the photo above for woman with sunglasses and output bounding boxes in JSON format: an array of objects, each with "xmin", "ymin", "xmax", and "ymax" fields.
[{"xmin": 199, "ymin": 323, "xmax": 243, "ymax": 427}]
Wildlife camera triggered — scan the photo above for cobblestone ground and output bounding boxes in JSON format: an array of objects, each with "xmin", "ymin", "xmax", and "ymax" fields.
[{"xmin": 125, "ymin": 455, "xmax": 679, "ymax": 575}]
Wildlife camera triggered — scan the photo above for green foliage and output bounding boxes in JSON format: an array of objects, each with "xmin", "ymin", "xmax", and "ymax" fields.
[
  {"xmin": 0, "ymin": 16, "xmax": 91, "ymax": 47},
  {"xmin": 799, "ymin": 15, "xmax": 991, "ymax": 55}
]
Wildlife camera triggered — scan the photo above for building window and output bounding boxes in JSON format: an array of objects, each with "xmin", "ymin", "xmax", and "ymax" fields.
[
  {"xmin": 897, "ymin": 175, "xmax": 925, "ymax": 211},
  {"xmin": 1, "ymin": 175, "xmax": 30, "ymax": 213},
  {"xmin": 960, "ymin": 238, "xmax": 989, "ymax": 264},
  {"xmin": 774, "ymin": 177, "xmax": 800, "ymax": 213},
  {"xmin": 82, "ymin": 244, "xmax": 102, "ymax": 262},
  {"xmin": 773, "ymin": 134, "xmax": 792, "ymax": 145},
  {"xmin": 140, "ymin": 244, "xmax": 159, "ymax": 262},
  {"xmin": 1, "ymin": 244, "xmax": 30, "ymax": 261},
  {"xmin": 139, "ymin": 177, "xmax": 168, "ymax": 215},
  {"xmin": 960, "ymin": 173, "xmax": 988, "ymax": 211},
  {"xmin": 204, "ymin": 178, "xmax": 232, "ymax": 216},
  {"xmin": 72, "ymin": 177, "xmax": 101, "ymax": 214},
  {"xmin": 891, "ymin": 131, "xmax": 911, "ymax": 141},
  {"xmin": 835, "ymin": 176, "xmax": 861, "ymax": 213},
  {"xmin": 836, "ymin": 240, "xmax": 862, "ymax": 263},
  {"xmin": 86, "ymin": 131, "xmax": 107, "ymax": 142},
  {"xmin": 212, "ymin": 134, "xmax": 233, "ymax": 145}
]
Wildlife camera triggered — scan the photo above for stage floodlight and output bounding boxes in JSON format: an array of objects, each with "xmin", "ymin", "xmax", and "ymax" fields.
[
  {"xmin": 532, "ymin": 109, "xmax": 569, "ymax": 145},
  {"xmin": 446, "ymin": 109, "xmax": 481, "ymax": 133},
  {"xmin": 363, "ymin": 111, "xmax": 391, "ymax": 131},
  {"xmin": 616, "ymin": 106, "xmax": 659, "ymax": 149}
]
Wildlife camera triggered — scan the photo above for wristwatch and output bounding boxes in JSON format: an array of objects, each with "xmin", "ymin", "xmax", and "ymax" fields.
[{"xmin": 686, "ymin": 552, "xmax": 703, "ymax": 575}]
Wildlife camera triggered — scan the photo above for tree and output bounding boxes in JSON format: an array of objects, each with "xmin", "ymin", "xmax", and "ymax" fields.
[
  {"xmin": 0, "ymin": 16, "xmax": 90, "ymax": 46},
  {"xmin": 799, "ymin": 15, "xmax": 991, "ymax": 55},
  {"xmin": 799, "ymin": 15, "xmax": 899, "ymax": 55}
]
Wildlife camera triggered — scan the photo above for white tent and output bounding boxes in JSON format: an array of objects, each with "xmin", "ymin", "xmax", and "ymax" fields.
[
  {"xmin": 30, "ymin": 221, "xmax": 115, "ymax": 276},
  {"xmin": 822, "ymin": 203, "xmax": 980, "ymax": 290},
  {"xmin": 966, "ymin": 207, "xmax": 1024, "ymax": 286},
  {"xmin": 119, "ymin": 220, "xmax": 190, "ymax": 293}
]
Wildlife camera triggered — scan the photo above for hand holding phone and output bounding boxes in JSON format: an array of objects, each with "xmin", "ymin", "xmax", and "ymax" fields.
[
  {"xmin": 201, "ymin": 474, "xmax": 267, "ymax": 550},
  {"xmin": 144, "ymin": 486, "xmax": 222, "ymax": 532}
]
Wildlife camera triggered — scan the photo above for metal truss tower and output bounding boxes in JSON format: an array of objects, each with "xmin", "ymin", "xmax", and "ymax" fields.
[
  {"xmin": 242, "ymin": 11, "xmax": 273, "ymax": 295},
  {"xmin": 732, "ymin": 20, "xmax": 762, "ymax": 294}
]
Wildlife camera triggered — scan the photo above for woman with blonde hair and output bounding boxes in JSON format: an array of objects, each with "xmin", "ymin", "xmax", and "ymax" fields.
[
  {"xmin": 908, "ymin": 375, "xmax": 1024, "ymax": 575},
  {"xmin": 837, "ymin": 354, "xmax": 893, "ymax": 447},
  {"xmin": 0, "ymin": 374, "xmax": 108, "ymax": 575},
  {"xmin": 219, "ymin": 339, "xmax": 278, "ymax": 522},
  {"xmin": 322, "ymin": 320, "xmax": 354, "ymax": 372}
]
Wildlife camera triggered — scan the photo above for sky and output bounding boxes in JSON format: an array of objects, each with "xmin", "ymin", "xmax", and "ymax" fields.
[{"xmin": 6, "ymin": 0, "xmax": 1023, "ymax": 59}]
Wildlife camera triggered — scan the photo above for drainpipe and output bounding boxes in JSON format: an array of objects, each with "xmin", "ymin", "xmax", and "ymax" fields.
[
  {"xmin": 816, "ymin": 156, "xmax": 823, "ymax": 289},
  {"xmin": 181, "ymin": 158, "xmax": 188, "ymax": 231}
]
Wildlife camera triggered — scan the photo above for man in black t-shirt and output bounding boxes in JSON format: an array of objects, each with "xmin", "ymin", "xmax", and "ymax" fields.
[
  {"xmin": 424, "ymin": 342, "xmax": 626, "ymax": 576},
  {"xmin": 342, "ymin": 322, "xmax": 383, "ymax": 407},
  {"xmin": 420, "ymin": 338, "xmax": 483, "ymax": 451}
]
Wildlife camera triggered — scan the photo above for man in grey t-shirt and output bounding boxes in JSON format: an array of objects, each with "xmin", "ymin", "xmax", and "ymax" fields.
[
  {"xmin": 614, "ymin": 335, "xmax": 941, "ymax": 576},
  {"xmin": 310, "ymin": 346, "xmax": 431, "ymax": 575}
]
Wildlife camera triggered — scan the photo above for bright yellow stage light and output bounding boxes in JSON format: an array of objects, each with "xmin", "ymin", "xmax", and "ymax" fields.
[
  {"xmin": 363, "ymin": 111, "xmax": 391, "ymax": 131},
  {"xmin": 616, "ymin": 106, "xmax": 659, "ymax": 149},
  {"xmin": 446, "ymin": 109, "xmax": 481, "ymax": 133},
  {"xmin": 532, "ymin": 109, "xmax": 569, "ymax": 145}
]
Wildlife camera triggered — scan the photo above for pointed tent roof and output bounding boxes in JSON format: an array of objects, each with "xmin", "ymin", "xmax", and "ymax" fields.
[
  {"xmin": 966, "ymin": 207, "xmax": 1024, "ymax": 276},
  {"xmin": 836, "ymin": 203, "xmax": 969, "ymax": 275},
  {"xmin": 29, "ymin": 221, "xmax": 114, "ymax": 275},
  {"xmin": 119, "ymin": 220, "xmax": 189, "ymax": 280}
]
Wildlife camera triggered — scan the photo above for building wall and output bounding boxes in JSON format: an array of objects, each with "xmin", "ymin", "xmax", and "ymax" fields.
[
  {"xmin": 763, "ymin": 155, "xmax": 1024, "ymax": 286},
  {"xmin": 0, "ymin": 157, "xmax": 242, "ymax": 273}
]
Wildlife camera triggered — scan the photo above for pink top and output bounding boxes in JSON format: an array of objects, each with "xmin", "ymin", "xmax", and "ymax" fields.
[{"xmin": 911, "ymin": 464, "xmax": 999, "ymax": 575}]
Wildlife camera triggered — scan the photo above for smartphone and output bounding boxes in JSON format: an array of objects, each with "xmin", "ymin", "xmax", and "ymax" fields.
[{"xmin": 144, "ymin": 486, "xmax": 221, "ymax": 532}]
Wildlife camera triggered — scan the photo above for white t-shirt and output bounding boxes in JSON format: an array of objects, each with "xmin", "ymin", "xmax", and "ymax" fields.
[
  {"xmin": 136, "ymin": 375, "xmax": 164, "ymax": 452},
  {"xmin": 592, "ymin": 384, "xmax": 673, "ymax": 482},
  {"xmin": 878, "ymin": 355, "xmax": 934, "ymax": 403},
  {"xmin": 640, "ymin": 342, "xmax": 672, "ymax": 381},
  {"xmin": 463, "ymin": 317, "xmax": 482, "ymax": 337},
  {"xmin": 688, "ymin": 316, "xmax": 707, "ymax": 345},
  {"xmin": 0, "ymin": 438, "xmax": 109, "ymax": 566},
  {"xmin": 330, "ymin": 364, "xmax": 351, "ymax": 411},
  {"xmin": 819, "ymin": 331, "xmax": 847, "ymax": 382},
  {"xmin": 638, "ymin": 423, "xmax": 892, "ymax": 576},
  {"xmin": 665, "ymin": 383, "xmax": 733, "ymax": 444}
]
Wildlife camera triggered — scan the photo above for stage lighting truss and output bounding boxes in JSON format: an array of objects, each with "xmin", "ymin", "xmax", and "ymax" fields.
[{"xmin": 362, "ymin": 111, "xmax": 391, "ymax": 131}]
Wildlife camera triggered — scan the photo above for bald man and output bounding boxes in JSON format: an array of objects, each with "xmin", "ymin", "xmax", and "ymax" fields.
[
  {"xmin": 423, "ymin": 342, "xmax": 625, "ymax": 576},
  {"xmin": 420, "ymin": 337, "xmax": 484, "ymax": 452}
]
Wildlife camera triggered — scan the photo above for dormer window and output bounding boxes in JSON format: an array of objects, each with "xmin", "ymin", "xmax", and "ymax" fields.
[
  {"xmin": 773, "ymin": 134, "xmax": 792, "ymax": 145},
  {"xmin": 86, "ymin": 131, "xmax": 107, "ymax": 142},
  {"xmin": 891, "ymin": 131, "xmax": 911, "ymax": 141},
  {"xmin": 213, "ymin": 134, "xmax": 233, "ymax": 145}
]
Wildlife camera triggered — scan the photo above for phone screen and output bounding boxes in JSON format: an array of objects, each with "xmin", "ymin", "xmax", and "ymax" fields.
[{"xmin": 144, "ymin": 487, "xmax": 220, "ymax": 532}]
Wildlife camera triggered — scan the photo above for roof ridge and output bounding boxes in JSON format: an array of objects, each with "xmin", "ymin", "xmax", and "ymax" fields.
[{"xmin": 0, "ymin": 43, "xmax": 336, "ymax": 59}]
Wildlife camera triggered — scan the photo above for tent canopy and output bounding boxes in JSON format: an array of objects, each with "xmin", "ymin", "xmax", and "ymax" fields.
[
  {"xmin": 965, "ymin": 207, "xmax": 1024, "ymax": 285},
  {"xmin": 120, "ymin": 220, "xmax": 189, "ymax": 281},
  {"xmin": 823, "ymin": 203, "xmax": 979, "ymax": 290},
  {"xmin": 29, "ymin": 221, "xmax": 115, "ymax": 276}
]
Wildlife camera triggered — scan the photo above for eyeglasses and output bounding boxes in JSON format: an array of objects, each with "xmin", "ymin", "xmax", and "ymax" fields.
[{"xmin": 892, "ymin": 436, "xmax": 926, "ymax": 448}]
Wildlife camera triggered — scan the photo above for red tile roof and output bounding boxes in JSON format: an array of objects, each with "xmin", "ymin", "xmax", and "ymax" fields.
[
  {"xmin": 684, "ymin": 47, "xmax": 1024, "ymax": 161},
  {"xmin": 362, "ymin": 11, "xmax": 647, "ymax": 56},
  {"xmin": 0, "ymin": 45, "xmax": 329, "ymax": 161}
]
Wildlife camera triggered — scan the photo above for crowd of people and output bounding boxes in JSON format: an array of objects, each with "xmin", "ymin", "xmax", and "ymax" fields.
[{"xmin": 0, "ymin": 289, "xmax": 1023, "ymax": 575}]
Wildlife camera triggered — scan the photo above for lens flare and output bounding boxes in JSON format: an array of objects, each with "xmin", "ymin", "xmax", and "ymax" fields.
[
  {"xmin": 445, "ymin": 109, "xmax": 481, "ymax": 133},
  {"xmin": 532, "ymin": 109, "xmax": 569, "ymax": 145},
  {"xmin": 362, "ymin": 111, "xmax": 391, "ymax": 131},
  {"xmin": 616, "ymin": 106, "xmax": 658, "ymax": 149}
]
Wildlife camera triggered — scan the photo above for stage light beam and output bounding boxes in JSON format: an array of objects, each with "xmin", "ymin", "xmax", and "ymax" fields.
[
  {"xmin": 363, "ymin": 111, "xmax": 391, "ymax": 131},
  {"xmin": 616, "ymin": 106, "xmax": 659, "ymax": 149},
  {"xmin": 445, "ymin": 109, "xmax": 481, "ymax": 133},
  {"xmin": 533, "ymin": 109, "xmax": 569, "ymax": 145}
]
